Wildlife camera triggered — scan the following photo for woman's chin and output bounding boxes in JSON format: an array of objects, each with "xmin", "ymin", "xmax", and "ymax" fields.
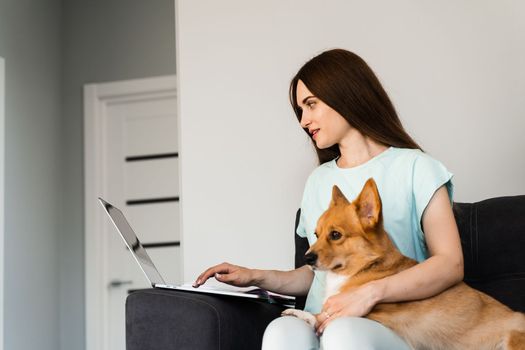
[{"xmin": 314, "ymin": 140, "xmax": 334, "ymax": 150}]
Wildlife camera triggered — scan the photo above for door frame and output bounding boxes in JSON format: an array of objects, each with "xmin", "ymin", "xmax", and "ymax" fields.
[
  {"xmin": 1, "ymin": 56, "xmax": 5, "ymax": 350},
  {"xmin": 84, "ymin": 75, "xmax": 177, "ymax": 350}
]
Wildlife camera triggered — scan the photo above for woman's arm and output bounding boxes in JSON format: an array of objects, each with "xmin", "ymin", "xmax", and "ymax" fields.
[
  {"xmin": 317, "ymin": 185, "xmax": 463, "ymax": 332},
  {"xmin": 252, "ymin": 265, "xmax": 314, "ymax": 296},
  {"xmin": 194, "ymin": 263, "xmax": 313, "ymax": 296},
  {"xmin": 372, "ymin": 185, "xmax": 464, "ymax": 303}
]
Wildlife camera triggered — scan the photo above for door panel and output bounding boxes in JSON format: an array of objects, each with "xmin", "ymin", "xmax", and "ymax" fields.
[
  {"xmin": 124, "ymin": 158, "xmax": 179, "ymax": 200},
  {"xmin": 125, "ymin": 202, "xmax": 180, "ymax": 243},
  {"xmin": 86, "ymin": 76, "xmax": 180, "ymax": 350},
  {"xmin": 123, "ymin": 107, "xmax": 178, "ymax": 156}
]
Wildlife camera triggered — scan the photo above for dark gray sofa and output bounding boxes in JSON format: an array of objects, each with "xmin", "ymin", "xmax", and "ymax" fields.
[{"xmin": 126, "ymin": 196, "xmax": 525, "ymax": 349}]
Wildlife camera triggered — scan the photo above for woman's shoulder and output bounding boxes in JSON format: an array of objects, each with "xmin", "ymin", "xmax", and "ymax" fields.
[
  {"xmin": 389, "ymin": 147, "xmax": 423, "ymax": 161},
  {"xmin": 388, "ymin": 147, "xmax": 447, "ymax": 169},
  {"xmin": 302, "ymin": 148, "xmax": 450, "ymax": 189},
  {"xmin": 391, "ymin": 147, "xmax": 454, "ymax": 199},
  {"xmin": 303, "ymin": 148, "xmax": 427, "ymax": 181},
  {"xmin": 373, "ymin": 148, "xmax": 452, "ymax": 191}
]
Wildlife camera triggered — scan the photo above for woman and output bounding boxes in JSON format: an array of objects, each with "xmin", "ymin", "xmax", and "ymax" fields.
[{"xmin": 193, "ymin": 49, "xmax": 464, "ymax": 350}]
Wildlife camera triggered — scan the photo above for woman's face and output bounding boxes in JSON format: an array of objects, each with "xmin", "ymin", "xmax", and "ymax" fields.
[{"xmin": 296, "ymin": 79, "xmax": 352, "ymax": 149}]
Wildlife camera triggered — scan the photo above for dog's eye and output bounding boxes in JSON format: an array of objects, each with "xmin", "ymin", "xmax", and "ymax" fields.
[
  {"xmin": 314, "ymin": 232, "xmax": 319, "ymax": 238},
  {"xmin": 329, "ymin": 231, "xmax": 342, "ymax": 240}
]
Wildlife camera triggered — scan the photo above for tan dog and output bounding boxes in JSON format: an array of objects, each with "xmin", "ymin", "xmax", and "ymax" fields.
[{"xmin": 283, "ymin": 178, "xmax": 525, "ymax": 349}]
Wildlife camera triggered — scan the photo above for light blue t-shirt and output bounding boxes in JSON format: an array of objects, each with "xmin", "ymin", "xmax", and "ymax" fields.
[{"xmin": 296, "ymin": 147, "xmax": 454, "ymax": 313}]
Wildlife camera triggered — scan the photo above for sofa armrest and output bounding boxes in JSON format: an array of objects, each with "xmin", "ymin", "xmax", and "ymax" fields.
[{"xmin": 126, "ymin": 288, "xmax": 284, "ymax": 350}]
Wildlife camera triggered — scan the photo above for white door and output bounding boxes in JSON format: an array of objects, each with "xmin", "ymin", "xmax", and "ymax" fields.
[{"xmin": 84, "ymin": 76, "xmax": 181, "ymax": 350}]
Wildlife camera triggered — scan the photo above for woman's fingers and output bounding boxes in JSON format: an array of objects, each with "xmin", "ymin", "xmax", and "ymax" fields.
[
  {"xmin": 196, "ymin": 263, "xmax": 228, "ymax": 285},
  {"xmin": 316, "ymin": 312, "xmax": 337, "ymax": 335},
  {"xmin": 214, "ymin": 271, "xmax": 237, "ymax": 283},
  {"xmin": 215, "ymin": 269, "xmax": 252, "ymax": 287},
  {"xmin": 316, "ymin": 302, "xmax": 339, "ymax": 335},
  {"xmin": 194, "ymin": 262, "xmax": 234, "ymax": 287}
]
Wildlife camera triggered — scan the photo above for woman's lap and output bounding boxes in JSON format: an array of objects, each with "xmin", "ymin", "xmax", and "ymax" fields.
[
  {"xmin": 262, "ymin": 316, "xmax": 410, "ymax": 350},
  {"xmin": 262, "ymin": 315, "xmax": 319, "ymax": 350}
]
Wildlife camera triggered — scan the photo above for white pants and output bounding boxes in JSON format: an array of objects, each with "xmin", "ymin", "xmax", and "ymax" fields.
[{"xmin": 261, "ymin": 316, "xmax": 411, "ymax": 350}]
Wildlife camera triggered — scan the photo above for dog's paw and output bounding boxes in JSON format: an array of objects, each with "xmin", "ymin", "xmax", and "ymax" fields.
[{"xmin": 281, "ymin": 308, "xmax": 317, "ymax": 328}]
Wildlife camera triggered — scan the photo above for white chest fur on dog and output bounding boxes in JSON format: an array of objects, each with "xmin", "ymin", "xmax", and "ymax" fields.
[
  {"xmin": 280, "ymin": 272, "xmax": 351, "ymax": 328},
  {"xmin": 324, "ymin": 272, "xmax": 350, "ymax": 302}
]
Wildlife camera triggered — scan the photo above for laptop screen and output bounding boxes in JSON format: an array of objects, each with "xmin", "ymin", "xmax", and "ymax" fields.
[{"xmin": 99, "ymin": 198, "xmax": 166, "ymax": 287}]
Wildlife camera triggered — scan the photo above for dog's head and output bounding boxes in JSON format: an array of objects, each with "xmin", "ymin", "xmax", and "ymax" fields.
[{"xmin": 305, "ymin": 178, "xmax": 387, "ymax": 275}]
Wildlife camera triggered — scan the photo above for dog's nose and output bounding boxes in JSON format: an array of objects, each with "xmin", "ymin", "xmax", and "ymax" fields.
[{"xmin": 304, "ymin": 252, "xmax": 318, "ymax": 266}]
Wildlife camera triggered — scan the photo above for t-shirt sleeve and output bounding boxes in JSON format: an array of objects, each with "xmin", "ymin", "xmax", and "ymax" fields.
[{"xmin": 412, "ymin": 153, "xmax": 454, "ymax": 233}]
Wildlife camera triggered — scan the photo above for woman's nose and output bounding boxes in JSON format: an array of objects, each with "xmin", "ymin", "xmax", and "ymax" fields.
[{"xmin": 300, "ymin": 113, "xmax": 311, "ymax": 129}]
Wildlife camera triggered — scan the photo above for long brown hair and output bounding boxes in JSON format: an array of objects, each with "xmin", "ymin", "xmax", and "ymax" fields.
[{"xmin": 290, "ymin": 49, "xmax": 421, "ymax": 164}]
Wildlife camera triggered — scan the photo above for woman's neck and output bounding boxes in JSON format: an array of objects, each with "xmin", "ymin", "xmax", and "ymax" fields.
[{"xmin": 336, "ymin": 131, "xmax": 388, "ymax": 169}]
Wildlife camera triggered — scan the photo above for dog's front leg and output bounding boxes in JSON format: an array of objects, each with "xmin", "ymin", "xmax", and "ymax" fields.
[{"xmin": 281, "ymin": 308, "xmax": 318, "ymax": 328}]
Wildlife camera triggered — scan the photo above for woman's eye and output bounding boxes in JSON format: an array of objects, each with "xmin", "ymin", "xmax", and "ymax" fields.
[
  {"xmin": 306, "ymin": 101, "xmax": 315, "ymax": 109},
  {"xmin": 329, "ymin": 231, "xmax": 342, "ymax": 240}
]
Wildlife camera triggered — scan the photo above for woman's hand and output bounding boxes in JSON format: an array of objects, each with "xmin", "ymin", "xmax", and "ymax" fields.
[
  {"xmin": 193, "ymin": 262, "xmax": 257, "ymax": 288},
  {"xmin": 316, "ymin": 281, "xmax": 383, "ymax": 334}
]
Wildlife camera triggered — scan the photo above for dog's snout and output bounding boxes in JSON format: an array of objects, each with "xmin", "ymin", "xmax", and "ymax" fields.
[{"xmin": 304, "ymin": 252, "xmax": 318, "ymax": 266}]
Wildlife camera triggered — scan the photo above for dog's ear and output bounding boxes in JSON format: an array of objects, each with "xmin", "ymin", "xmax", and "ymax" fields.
[
  {"xmin": 354, "ymin": 178, "xmax": 382, "ymax": 230},
  {"xmin": 330, "ymin": 185, "xmax": 350, "ymax": 207}
]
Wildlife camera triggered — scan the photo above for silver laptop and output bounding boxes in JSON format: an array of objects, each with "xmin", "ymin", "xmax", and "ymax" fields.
[{"xmin": 98, "ymin": 197, "xmax": 295, "ymax": 306}]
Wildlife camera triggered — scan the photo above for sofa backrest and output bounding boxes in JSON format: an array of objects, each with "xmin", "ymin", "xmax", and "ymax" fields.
[{"xmin": 294, "ymin": 195, "xmax": 525, "ymax": 312}]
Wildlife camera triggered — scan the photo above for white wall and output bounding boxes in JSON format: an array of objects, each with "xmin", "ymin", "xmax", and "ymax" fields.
[
  {"xmin": 0, "ymin": 56, "xmax": 5, "ymax": 350},
  {"xmin": 0, "ymin": 1, "xmax": 62, "ymax": 349},
  {"xmin": 176, "ymin": 0, "xmax": 525, "ymax": 281}
]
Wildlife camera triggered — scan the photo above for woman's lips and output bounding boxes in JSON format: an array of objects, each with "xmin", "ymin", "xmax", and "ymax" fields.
[{"xmin": 312, "ymin": 129, "xmax": 319, "ymax": 139}]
